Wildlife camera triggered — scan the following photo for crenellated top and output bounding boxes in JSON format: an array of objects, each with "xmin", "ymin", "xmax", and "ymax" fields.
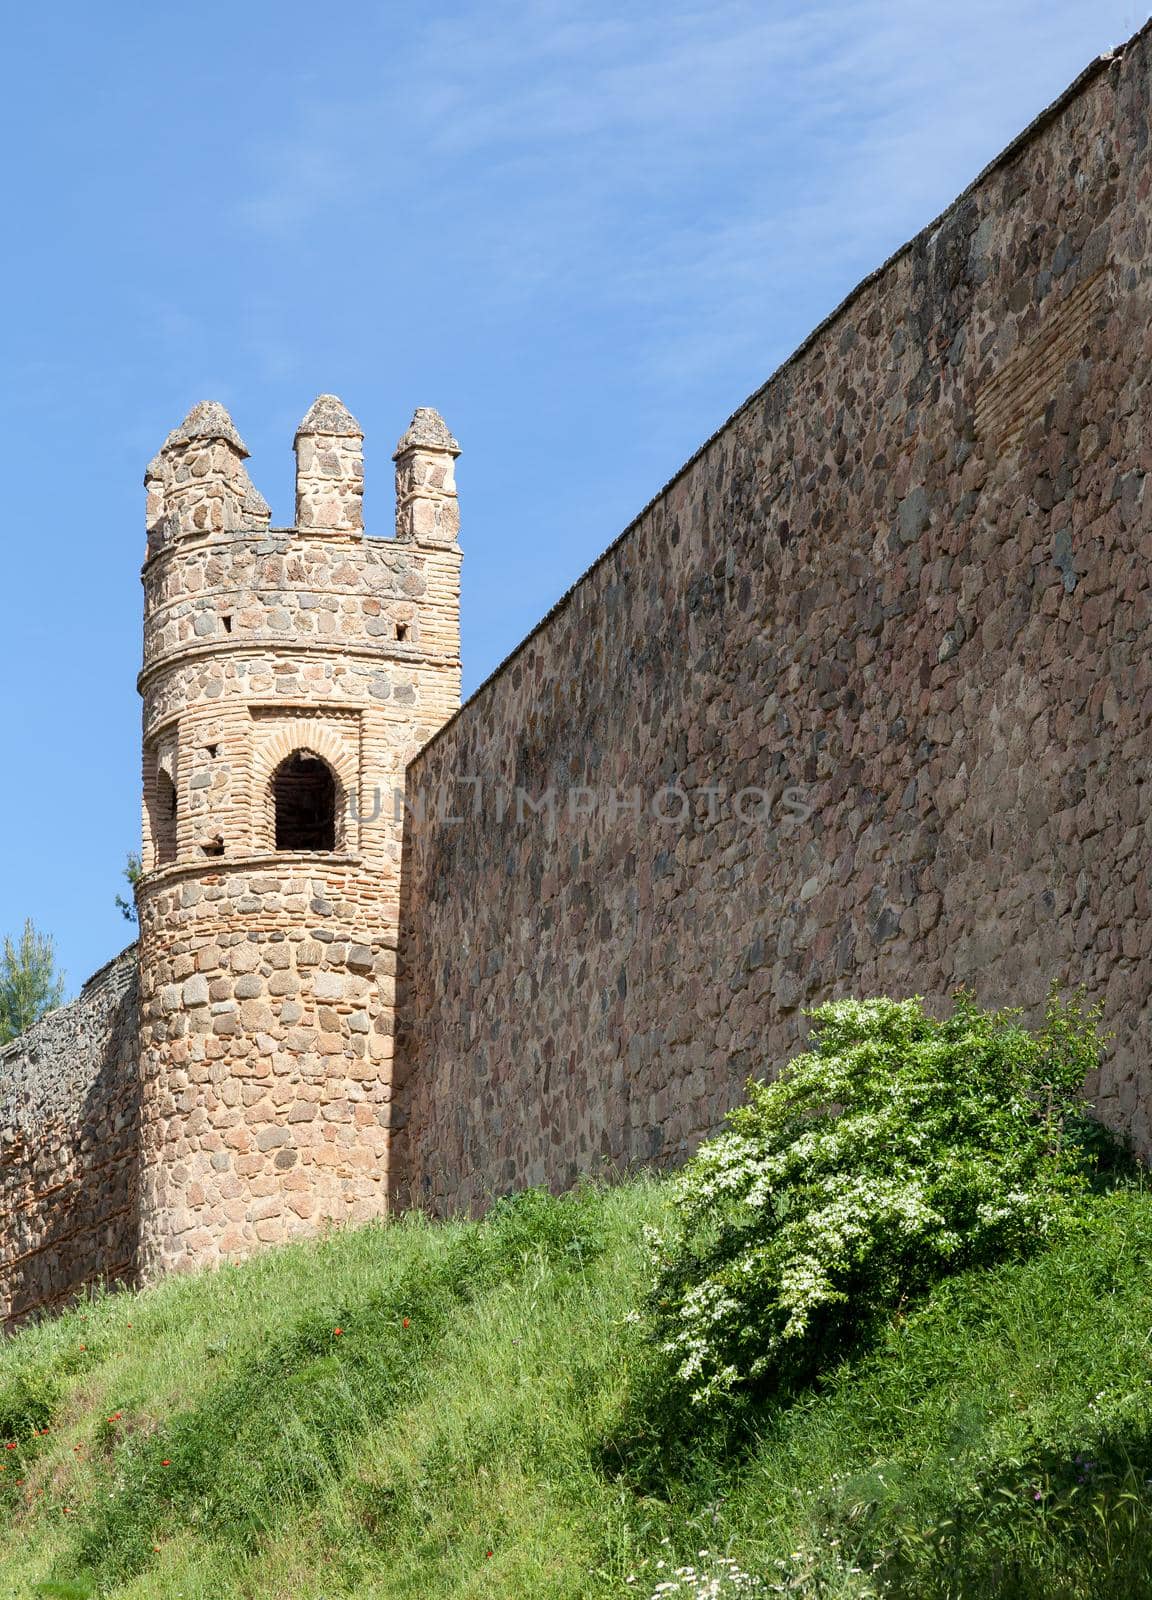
[
  {"xmin": 144, "ymin": 396, "xmax": 461, "ymax": 560},
  {"xmin": 294, "ymin": 394, "xmax": 364, "ymax": 535},
  {"xmin": 393, "ymin": 407, "xmax": 460, "ymax": 545},
  {"xmin": 296, "ymin": 394, "xmax": 363, "ymax": 438},
  {"xmin": 394, "ymin": 407, "xmax": 460, "ymax": 457},
  {"xmin": 146, "ymin": 401, "xmax": 258, "ymax": 555},
  {"xmin": 168, "ymin": 399, "xmax": 249, "ymax": 453}
]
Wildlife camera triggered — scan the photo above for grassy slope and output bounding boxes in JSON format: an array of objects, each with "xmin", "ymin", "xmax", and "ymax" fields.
[{"xmin": 2, "ymin": 1180, "xmax": 1152, "ymax": 1599}]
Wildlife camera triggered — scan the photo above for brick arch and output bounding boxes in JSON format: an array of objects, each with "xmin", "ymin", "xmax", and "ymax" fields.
[{"xmin": 252, "ymin": 721, "xmax": 359, "ymax": 853}]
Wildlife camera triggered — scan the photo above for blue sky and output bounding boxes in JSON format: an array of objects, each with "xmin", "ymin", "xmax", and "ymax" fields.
[{"xmin": 0, "ymin": 0, "xmax": 1141, "ymax": 993}]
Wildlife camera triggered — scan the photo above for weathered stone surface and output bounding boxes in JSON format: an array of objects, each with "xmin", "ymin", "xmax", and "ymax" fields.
[
  {"xmin": 133, "ymin": 386, "xmax": 463, "ymax": 1284},
  {"xmin": 393, "ymin": 409, "xmax": 461, "ymax": 545},
  {"xmin": 391, "ymin": 29, "xmax": 1152, "ymax": 1215},
  {"xmin": 393, "ymin": 407, "xmax": 460, "ymax": 458},
  {"xmin": 7, "ymin": 31, "xmax": 1152, "ymax": 1315},
  {"xmin": 294, "ymin": 394, "xmax": 366, "ymax": 534},
  {"xmin": 167, "ymin": 400, "xmax": 249, "ymax": 453},
  {"xmin": 296, "ymin": 394, "xmax": 363, "ymax": 439},
  {"xmin": 0, "ymin": 951, "xmax": 139, "ymax": 1329}
]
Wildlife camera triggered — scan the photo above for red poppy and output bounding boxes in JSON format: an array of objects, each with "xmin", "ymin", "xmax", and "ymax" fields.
[
  {"xmin": 403, "ymin": 1318, "xmax": 410, "ymax": 1328},
  {"xmin": 334, "ymin": 1327, "xmax": 343, "ymax": 1337},
  {"xmin": 486, "ymin": 1549, "xmax": 494, "ymax": 1558},
  {"xmin": 161, "ymin": 1459, "xmax": 171, "ymax": 1467},
  {"xmin": 4, "ymin": 1443, "xmax": 15, "ymax": 1451}
]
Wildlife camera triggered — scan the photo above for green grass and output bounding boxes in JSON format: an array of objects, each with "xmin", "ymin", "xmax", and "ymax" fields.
[{"xmin": 3, "ymin": 1180, "xmax": 1152, "ymax": 1598}]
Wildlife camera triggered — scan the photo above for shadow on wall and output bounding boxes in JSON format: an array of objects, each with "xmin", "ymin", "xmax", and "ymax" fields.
[
  {"xmin": 390, "ymin": 792, "xmax": 425, "ymax": 1215},
  {"xmin": 0, "ymin": 948, "xmax": 142, "ymax": 1331}
]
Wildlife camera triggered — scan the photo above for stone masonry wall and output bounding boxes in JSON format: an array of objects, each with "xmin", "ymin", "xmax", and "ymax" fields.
[
  {"xmin": 136, "ymin": 399, "xmax": 462, "ymax": 1279},
  {"xmin": 393, "ymin": 31, "xmax": 1152, "ymax": 1214},
  {"xmin": 0, "ymin": 949, "xmax": 140, "ymax": 1329}
]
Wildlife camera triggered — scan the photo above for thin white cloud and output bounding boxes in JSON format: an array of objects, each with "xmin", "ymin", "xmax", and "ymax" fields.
[{"xmin": 237, "ymin": 0, "xmax": 1141, "ymax": 393}]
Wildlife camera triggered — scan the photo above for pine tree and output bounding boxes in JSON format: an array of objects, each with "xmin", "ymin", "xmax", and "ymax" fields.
[
  {"xmin": 115, "ymin": 851, "xmax": 142, "ymax": 923},
  {"xmin": 0, "ymin": 920, "xmax": 66, "ymax": 1045}
]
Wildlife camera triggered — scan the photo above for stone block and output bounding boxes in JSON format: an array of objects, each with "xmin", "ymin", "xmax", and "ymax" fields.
[{"xmin": 183, "ymin": 975, "xmax": 210, "ymax": 1008}]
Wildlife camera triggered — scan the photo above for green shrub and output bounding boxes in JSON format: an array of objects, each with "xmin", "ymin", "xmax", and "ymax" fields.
[
  {"xmin": 0, "ymin": 1366, "xmax": 59, "ymax": 1442},
  {"xmin": 6, "ymin": 1168, "xmax": 1152, "ymax": 1597},
  {"xmin": 645, "ymin": 990, "xmax": 1110, "ymax": 1409}
]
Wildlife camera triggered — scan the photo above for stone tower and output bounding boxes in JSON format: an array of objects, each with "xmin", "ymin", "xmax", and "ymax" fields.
[{"xmin": 135, "ymin": 396, "xmax": 462, "ymax": 1278}]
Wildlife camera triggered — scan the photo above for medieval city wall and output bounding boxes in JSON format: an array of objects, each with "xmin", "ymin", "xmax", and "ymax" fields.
[
  {"xmin": 393, "ymin": 34, "xmax": 1152, "ymax": 1213},
  {"xmin": 135, "ymin": 402, "xmax": 462, "ymax": 1280},
  {"xmin": 4, "ymin": 37, "xmax": 1152, "ymax": 1317},
  {"xmin": 0, "ymin": 949, "xmax": 140, "ymax": 1328}
]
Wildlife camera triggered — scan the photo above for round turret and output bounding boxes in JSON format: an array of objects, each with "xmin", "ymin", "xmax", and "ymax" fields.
[{"xmin": 135, "ymin": 399, "xmax": 462, "ymax": 1277}]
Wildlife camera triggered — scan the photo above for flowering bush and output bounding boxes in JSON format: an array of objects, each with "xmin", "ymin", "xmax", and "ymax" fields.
[
  {"xmin": 648, "ymin": 1556, "xmax": 763, "ymax": 1596},
  {"xmin": 647, "ymin": 990, "xmax": 1108, "ymax": 1408},
  {"xmin": 630, "ymin": 1547, "xmax": 879, "ymax": 1598},
  {"xmin": 629, "ymin": 1550, "xmax": 766, "ymax": 1597}
]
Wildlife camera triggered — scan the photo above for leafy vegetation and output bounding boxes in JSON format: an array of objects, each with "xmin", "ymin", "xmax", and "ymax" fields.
[
  {"xmin": 1, "ymin": 995, "xmax": 1150, "ymax": 1598},
  {"xmin": 4, "ymin": 1184, "xmax": 1152, "ymax": 1597},
  {"xmin": 114, "ymin": 854, "xmax": 141, "ymax": 925},
  {"xmin": 0, "ymin": 918, "xmax": 65, "ymax": 1044},
  {"xmin": 642, "ymin": 990, "xmax": 1110, "ymax": 1410}
]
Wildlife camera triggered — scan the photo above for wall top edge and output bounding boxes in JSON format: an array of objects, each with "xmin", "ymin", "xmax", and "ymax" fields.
[{"xmin": 409, "ymin": 21, "xmax": 1150, "ymax": 769}]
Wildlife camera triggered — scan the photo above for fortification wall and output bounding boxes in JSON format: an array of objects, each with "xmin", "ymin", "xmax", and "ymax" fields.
[
  {"xmin": 393, "ymin": 33, "xmax": 1152, "ymax": 1213},
  {"xmin": 136, "ymin": 399, "xmax": 462, "ymax": 1279},
  {"xmin": 0, "ymin": 949, "xmax": 140, "ymax": 1328}
]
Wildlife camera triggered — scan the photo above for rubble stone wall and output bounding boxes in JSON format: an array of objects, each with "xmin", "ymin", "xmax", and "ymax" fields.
[
  {"xmin": 136, "ymin": 402, "xmax": 462, "ymax": 1279},
  {"xmin": 393, "ymin": 33, "xmax": 1152, "ymax": 1214},
  {"xmin": 0, "ymin": 950, "xmax": 140, "ymax": 1329}
]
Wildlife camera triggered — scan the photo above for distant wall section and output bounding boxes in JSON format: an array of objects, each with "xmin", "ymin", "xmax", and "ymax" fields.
[{"xmin": 0, "ymin": 949, "xmax": 140, "ymax": 1329}]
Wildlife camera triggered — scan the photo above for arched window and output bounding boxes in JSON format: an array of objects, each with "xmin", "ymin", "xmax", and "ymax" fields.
[
  {"xmin": 272, "ymin": 750, "xmax": 337, "ymax": 851},
  {"xmin": 155, "ymin": 770, "xmax": 177, "ymax": 866}
]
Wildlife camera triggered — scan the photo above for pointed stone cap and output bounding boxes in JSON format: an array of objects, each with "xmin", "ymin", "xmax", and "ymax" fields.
[
  {"xmin": 241, "ymin": 478, "xmax": 271, "ymax": 518},
  {"xmin": 295, "ymin": 393, "xmax": 363, "ymax": 440},
  {"xmin": 393, "ymin": 406, "xmax": 460, "ymax": 459},
  {"xmin": 163, "ymin": 400, "xmax": 249, "ymax": 456}
]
